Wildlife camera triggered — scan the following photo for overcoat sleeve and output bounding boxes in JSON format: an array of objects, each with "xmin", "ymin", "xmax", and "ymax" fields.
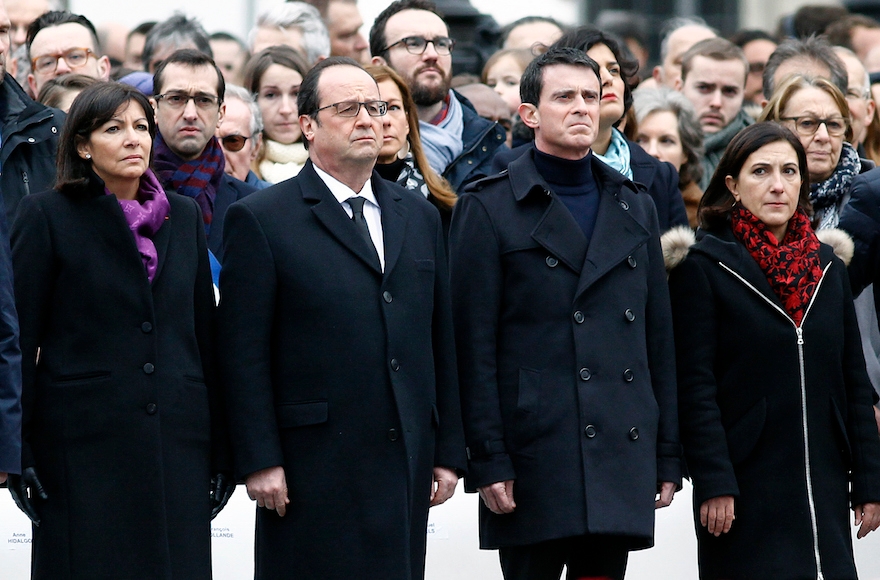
[
  {"xmin": 189, "ymin": 202, "xmax": 230, "ymax": 473},
  {"xmin": 0, "ymin": 197, "xmax": 21, "ymax": 476},
  {"xmin": 658, "ymin": 161, "xmax": 689, "ymax": 231},
  {"xmin": 10, "ymin": 195, "xmax": 55, "ymax": 472},
  {"xmin": 217, "ymin": 200, "xmax": 284, "ymax": 480},
  {"xmin": 838, "ymin": 262, "xmax": 880, "ymax": 506},
  {"xmin": 668, "ymin": 254, "xmax": 740, "ymax": 507},
  {"xmin": 429, "ymin": 211, "xmax": 467, "ymax": 472},
  {"xmin": 449, "ymin": 192, "xmax": 515, "ymax": 489}
]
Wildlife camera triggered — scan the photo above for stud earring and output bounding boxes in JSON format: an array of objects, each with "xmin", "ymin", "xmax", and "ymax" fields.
[{"xmin": 85, "ymin": 154, "xmax": 91, "ymax": 159}]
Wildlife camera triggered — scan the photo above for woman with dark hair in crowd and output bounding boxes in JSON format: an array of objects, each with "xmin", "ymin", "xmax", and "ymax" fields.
[
  {"xmin": 367, "ymin": 64, "xmax": 456, "ymax": 227},
  {"xmin": 633, "ymin": 86, "xmax": 705, "ymax": 228},
  {"xmin": 7, "ymin": 82, "xmax": 232, "ymax": 579},
  {"xmin": 243, "ymin": 45, "xmax": 311, "ymax": 183},
  {"xmin": 665, "ymin": 121, "xmax": 880, "ymax": 579},
  {"xmin": 552, "ymin": 27, "xmax": 689, "ymax": 231}
]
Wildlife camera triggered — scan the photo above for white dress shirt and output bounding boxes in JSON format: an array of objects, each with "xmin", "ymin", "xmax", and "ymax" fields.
[{"xmin": 313, "ymin": 164, "xmax": 385, "ymax": 272}]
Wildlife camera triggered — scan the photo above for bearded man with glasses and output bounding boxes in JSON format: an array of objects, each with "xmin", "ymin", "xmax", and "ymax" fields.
[
  {"xmin": 151, "ymin": 49, "xmax": 255, "ymax": 264},
  {"xmin": 218, "ymin": 56, "xmax": 465, "ymax": 580},
  {"xmin": 25, "ymin": 10, "xmax": 109, "ymax": 98},
  {"xmin": 369, "ymin": 0, "xmax": 506, "ymax": 193}
]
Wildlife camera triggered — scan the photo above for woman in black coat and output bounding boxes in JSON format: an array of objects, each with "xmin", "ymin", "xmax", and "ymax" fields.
[
  {"xmin": 7, "ymin": 82, "xmax": 233, "ymax": 580},
  {"xmin": 666, "ymin": 122, "xmax": 880, "ymax": 579}
]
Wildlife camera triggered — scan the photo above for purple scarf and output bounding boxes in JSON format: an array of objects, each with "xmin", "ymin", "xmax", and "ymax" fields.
[
  {"xmin": 108, "ymin": 169, "xmax": 170, "ymax": 283},
  {"xmin": 152, "ymin": 132, "xmax": 224, "ymax": 231}
]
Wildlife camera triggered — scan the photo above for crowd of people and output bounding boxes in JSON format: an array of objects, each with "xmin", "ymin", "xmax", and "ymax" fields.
[{"xmin": 2, "ymin": 0, "xmax": 880, "ymax": 579}]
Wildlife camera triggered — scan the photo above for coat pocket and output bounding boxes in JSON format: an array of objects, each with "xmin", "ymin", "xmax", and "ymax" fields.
[
  {"xmin": 51, "ymin": 371, "xmax": 112, "ymax": 387},
  {"xmin": 830, "ymin": 397, "xmax": 852, "ymax": 465},
  {"xmin": 725, "ymin": 397, "xmax": 767, "ymax": 465},
  {"xmin": 276, "ymin": 400, "xmax": 328, "ymax": 428}
]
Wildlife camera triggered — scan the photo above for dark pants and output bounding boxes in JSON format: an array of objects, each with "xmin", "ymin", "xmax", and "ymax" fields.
[{"xmin": 499, "ymin": 535, "xmax": 630, "ymax": 580}]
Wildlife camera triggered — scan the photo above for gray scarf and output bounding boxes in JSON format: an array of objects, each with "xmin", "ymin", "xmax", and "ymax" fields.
[{"xmin": 418, "ymin": 91, "xmax": 464, "ymax": 175}]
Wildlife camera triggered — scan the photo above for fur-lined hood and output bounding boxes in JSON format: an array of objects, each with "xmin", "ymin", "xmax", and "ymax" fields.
[{"xmin": 661, "ymin": 225, "xmax": 854, "ymax": 273}]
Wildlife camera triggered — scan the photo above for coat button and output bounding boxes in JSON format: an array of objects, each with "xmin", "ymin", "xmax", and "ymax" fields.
[
  {"xmin": 383, "ymin": 291, "xmax": 393, "ymax": 303},
  {"xmin": 623, "ymin": 368, "xmax": 633, "ymax": 382},
  {"xmin": 579, "ymin": 367, "xmax": 591, "ymax": 381},
  {"xmin": 618, "ymin": 200, "xmax": 629, "ymax": 210},
  {"xmin": 141, "ymin": 322, "xmax": 153, "ymax": 333},
  {"xmin": 467, "ymin": 159, "xmax": 473, "ymax": 164},
  {"xmin": 546, "ymin": 256, "xmax": 558, "ymax": 267},
  {"xmin": 573, "ymin": 311, "xmax": 584, "ymax": 324},
  {"xmin": 143, "ymin": 362, "xmax": 155, "ymax": 374},
  {"xmin": 584, "ymin": 425, "xmax": 597, "ymax": 438},
  {"xmin": 390, "ymin": 358, "xmax": 400, "ymax": 371},
  {"xmin": 481, "ymin": 146, "xmax": 488, "ymax": 152},
  {"xmin": 629, "ymin": 427, "xmax": 639, "ymax": 441},
  {"xmin": 387, "ymin": 428, "xmax": 399, "ymax": 442},
  {"xmin": 627, "ymin": 255, "xmax": 637, "ymax": 268},
  {"xmin": 146, "ymin": 403, "xmax": 157, "ymax": 415},
  {"xmin": 624, "ymin": 309, "xmax": 635, "ymax": 322},
  {"xmin": 27, "ymin": 137, "xmax": 35, "ymax": 143}
]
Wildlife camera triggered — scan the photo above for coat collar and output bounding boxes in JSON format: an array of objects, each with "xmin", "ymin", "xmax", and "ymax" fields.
[
  {"xmin": 507, "ymin": 149, "xmax": 649, "ymax": 295},
  {"xmin": 300, "ymin": 160, "xmax": 406, "ymax": 276}
]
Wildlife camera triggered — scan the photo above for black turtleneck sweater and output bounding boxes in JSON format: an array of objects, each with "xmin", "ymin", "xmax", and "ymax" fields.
[{"xmin": 533, "ymin": 149, "xmax": 601, "ymax": 243}]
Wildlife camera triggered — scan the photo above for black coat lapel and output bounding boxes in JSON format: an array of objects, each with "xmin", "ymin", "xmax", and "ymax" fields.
[
  {"xmin": 87, "ymin": 195, "xmax": 153, "ymax": 287},
  {"xmin": 374, "ymin": 176, "xmax": 407, "ymax": 277},
  {"xmin": 301, "ymin": 162, "xmax": 382, "ymax": 273}
]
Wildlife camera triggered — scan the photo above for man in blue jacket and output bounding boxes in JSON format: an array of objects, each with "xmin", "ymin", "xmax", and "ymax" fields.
[{"xmin": 369, "ymin": 0, "xmax": 506, "ymax": 193}]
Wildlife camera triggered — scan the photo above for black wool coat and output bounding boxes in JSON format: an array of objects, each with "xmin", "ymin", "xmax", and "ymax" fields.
[
  {"xmin": 11, "ymin": 179, "xmax": 224, "ymax": 580},
  {"xmin": 668, "ymin": 227, "xmax": 880, "ymax": 580},
  {"xmin": 450, "ymin": 150, "xmax": 681, "ymax": 550},
  {"xmin": 217, "ymin": 160, "xmax": 466, "ymax": 580}
]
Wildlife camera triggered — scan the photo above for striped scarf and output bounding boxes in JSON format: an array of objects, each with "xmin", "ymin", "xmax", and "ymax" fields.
[{"xmin": 153, "ymin": 133, "xmax": 225, "ymax": 231}]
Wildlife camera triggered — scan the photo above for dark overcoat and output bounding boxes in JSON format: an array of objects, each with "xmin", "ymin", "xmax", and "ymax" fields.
[
  {"xmin": 668, "ymin": 227, "xmax": 880, "ymax": 579},
  {"xmin": 217, "ymin": 160, "xmax": 466, "ymax": 580},
  {"xmin": 449, "ymin": 150, "xmax": 681, "ymax": 550},
  {"xmin": 11, "ymin": 178, "xmax": 223, "ymax": 580}
]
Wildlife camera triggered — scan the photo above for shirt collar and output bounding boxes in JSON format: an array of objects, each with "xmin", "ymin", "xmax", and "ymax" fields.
[{"xmin": 313, "ymin": 164, "xmax": 378, "ymax": 208}]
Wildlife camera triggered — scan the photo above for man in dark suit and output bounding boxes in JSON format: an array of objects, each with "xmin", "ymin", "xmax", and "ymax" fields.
[
  {"xmin": 450, "ymin": 47, "xmax": 680, "ymax": 580},
  {"xmin": 218, "ymin": 56, "xmax": 465, "ymax": 580},
  {"xmin": 150, "ymin": 49, "xmax": 255, "ymax": 263}
]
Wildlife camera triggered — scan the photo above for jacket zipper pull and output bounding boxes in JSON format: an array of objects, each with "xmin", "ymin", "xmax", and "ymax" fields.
[{"xmin": 796, "ymin": 326, "xmax": 804, "ymax": 345}]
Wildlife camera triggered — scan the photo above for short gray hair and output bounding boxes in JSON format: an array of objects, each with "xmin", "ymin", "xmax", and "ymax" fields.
[
  {"xmin": 833, "ymin": 46, "xmax": 871, "ymax": 98},
  {"xmin": 224, "ymin": 84, "xmax": 264, "ymax": 136},
  {"xmin": 249, "ymin": 2, "xmax": 330, "ymax": 65},
  {"xmin": 658, "ymin": 16, "xmax": 714, "ymax": 62},
  {"xmin": 632, "ymin": 87, "xmax": 704, "ymax": 187},
  {"xmin": 763, "ymin": 35, "xmax": 848, "ymax": 100}
]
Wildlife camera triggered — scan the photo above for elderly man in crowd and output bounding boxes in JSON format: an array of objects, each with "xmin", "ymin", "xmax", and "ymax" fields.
[
  {"xmin": 652, "ymin": 17, "xmax": 716, "ymax": 89},
  {"xmin": 218, "ymin": 56, "xmax": 465, "ymax": 580},
  {"xmin": 370, "ymin": 0, "xmax": 506, "ymax": 193},
  {"xmin": 142, "ymin": 14, "xmax": 212, "ymax": 74},
  {"xmin": 217, "ymin": 84, "xmax": 270, "ymax": 190},
  {"xmin": 835, "ymin": 46, "xmax": 876, "ymax": 155},
  {"xmin": 326, "ymin": 0, "xmax": 369, "ymax": 62},
  {"xmin": 676, "ymin": 37, "xmax": 752, "ymax": 189},
  {"xmin": 26, "ymin": 10, "xmax": 110, "ymax": 98},
  {"xmin": 150, "ymin": 49, "xmax": 255, "ymax": 262},
  {"xmin": 762, "ymin": 35, "xmax": 849, "ymax": 102},
  {"xmin": 250, "ymin": 2, "xmax": 329, "ymax": 64}
]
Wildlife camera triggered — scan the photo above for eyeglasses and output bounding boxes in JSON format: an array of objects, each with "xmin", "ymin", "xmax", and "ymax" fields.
[
  {"xmin": 219, "ymin": 134, "xmax": 250, "ymax": 152},
  {"xmin": 780, "ymin": 116, "xmax": 848, "ymax": 137},
  {"xmin": 315, "ymin": 100, "xmax": 387, "ymax": 117},
  {"xmin": 154, "ymin": 92, "xmax": 221, "ymax": 110},
  {"xmin": 31, "ymin": 47, "xmax": 96, "ymax": 74},
  {"xmin": 381, "ymin": 36, "xmax": 455, "ymax": 56},
  {"xmin": 846, "ymin": 87, "xmax": 871, "ymax": 100}
]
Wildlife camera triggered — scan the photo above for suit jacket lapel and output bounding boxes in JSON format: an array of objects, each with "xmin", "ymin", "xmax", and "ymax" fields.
[
  {"xmin": 374, "ymin": 176, "xmax": 406, "ymax": 277},
  {"xmin": 151, "ymin": 211, "xmax": 172, "ymax": 285},
  {"xmin": 301, "ymin": 162, "xmax": 382, "ymax": 273},
  {"xmin": 629, "ymin": 141, "xmax": 656, "ymax": 190},
  {"xmin": 87, "ymin": 195, "xmax": 153, "ymax": 286}
]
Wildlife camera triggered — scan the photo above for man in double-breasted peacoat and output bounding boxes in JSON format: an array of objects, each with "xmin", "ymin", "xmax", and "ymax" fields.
[
  {"xmin": 450, "ymin": 47, "xmax": 681, "ymax": 580},
  {"xmin": 218, "ymin": 58, "xmax": 466, "ymax": 580}
]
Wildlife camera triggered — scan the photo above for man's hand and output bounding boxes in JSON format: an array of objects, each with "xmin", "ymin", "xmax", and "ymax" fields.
[
  {"xmin": 430, "ymin": 467, "xmax": 458, "ymax": 506},
  {"xmin": 478, "ymin": 480, "xmax": 515, "ymax": 514},
  {"xmin": 700, "ymin": 495, "xmax": 735, "ymax": 536},
  {"xmin": 874, "ymin": 405, "xmax": 880, "ymax": 436},
  {"xmin": 245, "ymin": 466, "xmax": 289, "ymax": 517},
  {"xmin": 655, "ymin": 481, "xmax": 676, "ymax": 508},
  {"xmin": 0, "ymin": 472, "xmax": 6, "ymax": 485},
  {"xmin": 854, "ymin": 502, "xmax": 880, "ymax": 539}
]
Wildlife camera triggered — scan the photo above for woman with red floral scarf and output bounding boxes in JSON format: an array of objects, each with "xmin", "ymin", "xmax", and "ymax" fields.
[{"xmin": 664, "ymin": 122, "xmax": 880, "ymax": 579}]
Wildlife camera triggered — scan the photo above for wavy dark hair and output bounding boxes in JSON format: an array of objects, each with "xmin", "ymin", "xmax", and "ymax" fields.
[
  {"xmin": 55, "ymin": 82, "xmax": 156, "ymax": 195},
  {"xmin": 699, "ymin": 122, "xmax": 811, "ymax": 231},
  {"xmin": 551, "ymin": 27, "xmax": 639, "ymax": 123}
]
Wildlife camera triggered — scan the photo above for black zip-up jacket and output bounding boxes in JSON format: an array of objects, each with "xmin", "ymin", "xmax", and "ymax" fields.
[{"xmin": 0, "ymin": 73, "xmax": 63, "ymax": 224}]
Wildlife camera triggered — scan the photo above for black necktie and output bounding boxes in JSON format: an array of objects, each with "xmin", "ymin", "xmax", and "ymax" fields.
[{"xmin": 346, "ymin": 196, "xmax": 379, "ymax": 260}]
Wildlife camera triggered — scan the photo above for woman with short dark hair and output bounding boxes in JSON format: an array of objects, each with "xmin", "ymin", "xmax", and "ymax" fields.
[
  {"xmin": 666, "ymin": 121, "xmax": 880, "ymax": 579},
  {"xmin": 8, "ymin": 81, "xmax": 233, "ymax": 579}
]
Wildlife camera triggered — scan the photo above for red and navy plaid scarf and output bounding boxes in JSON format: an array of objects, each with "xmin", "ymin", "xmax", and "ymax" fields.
[
  {"xmin": 731, "ymin": 205, "xmax": 823, "ymax": 325},
  {"xmin": 152, "ymin": 132, "xmax": 225, "ymax": 231}
]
